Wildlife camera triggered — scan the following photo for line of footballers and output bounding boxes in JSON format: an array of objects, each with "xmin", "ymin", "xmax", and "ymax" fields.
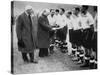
[{"xmin": 47, "ymin": 5, "xmax": 97, "ymax": 69}]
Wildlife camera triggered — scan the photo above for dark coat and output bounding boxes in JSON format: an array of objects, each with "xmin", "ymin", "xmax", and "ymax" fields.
[
  {"xmin": 16, "ymin": 12, "xmax": 38, "ymax": 53},
  {"xmin": 31, "ymin": 14, "xmax": 38, "ymax": 49},
  {"xmin": 37, "ymin": 15, "xmax": 52, "ymax": 48}
]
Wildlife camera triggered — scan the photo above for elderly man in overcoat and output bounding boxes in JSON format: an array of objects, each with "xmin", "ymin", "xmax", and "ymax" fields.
[
  {"xmin": 38, "ymin": 9, "xmax": 52, "ymax": 57},
  {"xmin": 16, "ymin": 5, "xmax": 38, "ymax": 63}
]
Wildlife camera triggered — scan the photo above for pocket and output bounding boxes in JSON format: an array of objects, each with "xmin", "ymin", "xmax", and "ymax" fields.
[{"xmin": 18, "ymin": 39, "xmax": 25, "ymax": 48}]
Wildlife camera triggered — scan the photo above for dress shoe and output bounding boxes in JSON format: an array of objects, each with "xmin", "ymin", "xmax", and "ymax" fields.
[
  {"xmin": 77, "ymin": 60, "xmax": 82, "ymax": 64},
  {"xmin": 80, "ymin": 59, "xmax": 89, "ymax": 67},
  {"xmin": 30, "ymin": 60, "xmax": 38, "ymax": 64},
  {"xmin": 39, "ymin": 54, "xmax": 45, "ymax": 57},
  {"xmin": 23, "ymin": 60, "xmax": 30, "ymax": 64}
]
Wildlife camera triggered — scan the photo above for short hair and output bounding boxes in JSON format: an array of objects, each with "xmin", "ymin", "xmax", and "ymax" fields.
[
  {"xmin": 82, "ymin": 5, "xmax": 89, "ymax": 10},
  {"xmin": 55, "ymin": 9, "xmax": 59, "ymax": 13},
  {"xmin": 60, "ymin": 8, "xmax": 65, "ymax": 13},
  {"xmin": 68, "ymin": 11, "xmax": 72, "ymax": 15},
  {"xmin": 75, "ymin": 7, "xmax": 80, "ymax": 12},
  {"xmin": 94, "ymin": 6, "xmax": 97, "ymax": 12}
]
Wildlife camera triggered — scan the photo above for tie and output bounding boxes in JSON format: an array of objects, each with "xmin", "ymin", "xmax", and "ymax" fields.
[
  {"xmin": 28, "ymin": 14, "xmax": 32, "ymax": 26},
  {"xmin": 28, "ymin": 15, "xmax": 33, "ymax": 42},
  {"xmin": 28, "ymin": 15, "xmax": 33, "ymax": 31}
]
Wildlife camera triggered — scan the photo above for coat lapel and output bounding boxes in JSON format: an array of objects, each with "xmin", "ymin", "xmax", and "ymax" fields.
[{"xmin": 23, "ymin": 12, "xmax": 31, "ymax": 25}]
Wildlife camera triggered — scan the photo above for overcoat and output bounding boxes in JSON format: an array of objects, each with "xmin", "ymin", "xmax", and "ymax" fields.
[
  {"xmin": 16, "ymin": 12, "xmax": 38, "ymax": 53},
  {"xmin": 37, "ymin": 14, "xmax": 52, "ymax": 48}
]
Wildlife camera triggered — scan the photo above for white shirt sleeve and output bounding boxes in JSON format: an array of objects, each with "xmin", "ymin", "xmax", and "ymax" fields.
[
  {"xmin": 54, "ymin": 15, "xmax": 59, "ymax": 25},
  {"xmin": 87, "ymin": 12, "xmax": 94, "ymax": 26},
  {"xmin": 63, "ymin": 14, "xmax": 67, "ymax": 26},
  {"xmin": 59, "ymin": 14, "xmax": 67, "ymax": 28},
  {"xmin": 66, "ymin": 17, "xmax": 73, "ymax": 29},
  {"xmin": 94, "ymin": 13, "xmax": 97, "ymax": 31},
  {"xmin": 47, "ymin": 15, "xmax": 50, "ymax": 23},
  {"xmin": 47, "ymin": 15, "xmax": 56, "ymax": 26}
]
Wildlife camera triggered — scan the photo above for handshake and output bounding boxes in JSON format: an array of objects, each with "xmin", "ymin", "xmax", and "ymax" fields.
[{"xmin": 51, "ymin": 24, "xmax": 60, "ymax": 30}]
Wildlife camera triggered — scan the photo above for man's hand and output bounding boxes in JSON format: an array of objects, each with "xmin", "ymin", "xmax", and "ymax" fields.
[
  {"xmin": 52, "ymin": 27, "xmax": 61, "ymax": 30},
  {"xmin": 52, "ymin": 28, "xmax": 57, "ymax": 30},
  {"xmin": 81, "ymin": 29, "xmax": 83, "ymax": 32}
]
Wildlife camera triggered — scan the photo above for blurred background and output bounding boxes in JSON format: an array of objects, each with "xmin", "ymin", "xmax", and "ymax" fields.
[{"xmin": 13, "ymin": 1, "xmax": 95, "ymax": 18}]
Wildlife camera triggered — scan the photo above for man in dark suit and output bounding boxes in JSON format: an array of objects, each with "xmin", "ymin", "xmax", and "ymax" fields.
[
  {"xmin": 38, "ymin": 9, "xmax": 52, "ymax": 57},
  {"xmin": 16, "ymin": 5, "xmax": 38, "ymax": 63}
]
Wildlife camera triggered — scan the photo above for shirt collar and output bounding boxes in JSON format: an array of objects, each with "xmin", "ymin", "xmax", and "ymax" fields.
[{"xmin": 25, "ymin": 11, "xmax": 29, "ymax": 16}]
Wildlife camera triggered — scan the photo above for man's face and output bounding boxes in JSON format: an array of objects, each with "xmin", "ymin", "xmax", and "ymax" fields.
[
  {"xmin": 81, "ymin": 7, "xmax": 87, "ymax": 14},
  {"xmin": 55, "ymin": 12, "xmax": 59, "ymax": 15},
  {"xmin": 47, "ymin": 12, "xmax": 50, "ymax": 16},
  {"xmin": 59, "ymin": 9, "xmax": 63, "ymax": 15},
  {"xmin": 26, "ymin": 9, "xmax": 33, "ymax": 15},
  {"xmin": 44, "ymin": 11, "xmax": 50, "ymax": 16},
  {"xmin": 73, "ymin": 9, "xmax": 79, "ymax": 15},
  {"xmin": 51, "ymin": 10, "xmax": 55, "ymax": 15},
  {"xmin": 81, "ymin": 7, "xmax": 86, "ymax": 11},
  {"xmin": 66, "ymin": 13, "xmax": 70, "ymax": 17}
]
